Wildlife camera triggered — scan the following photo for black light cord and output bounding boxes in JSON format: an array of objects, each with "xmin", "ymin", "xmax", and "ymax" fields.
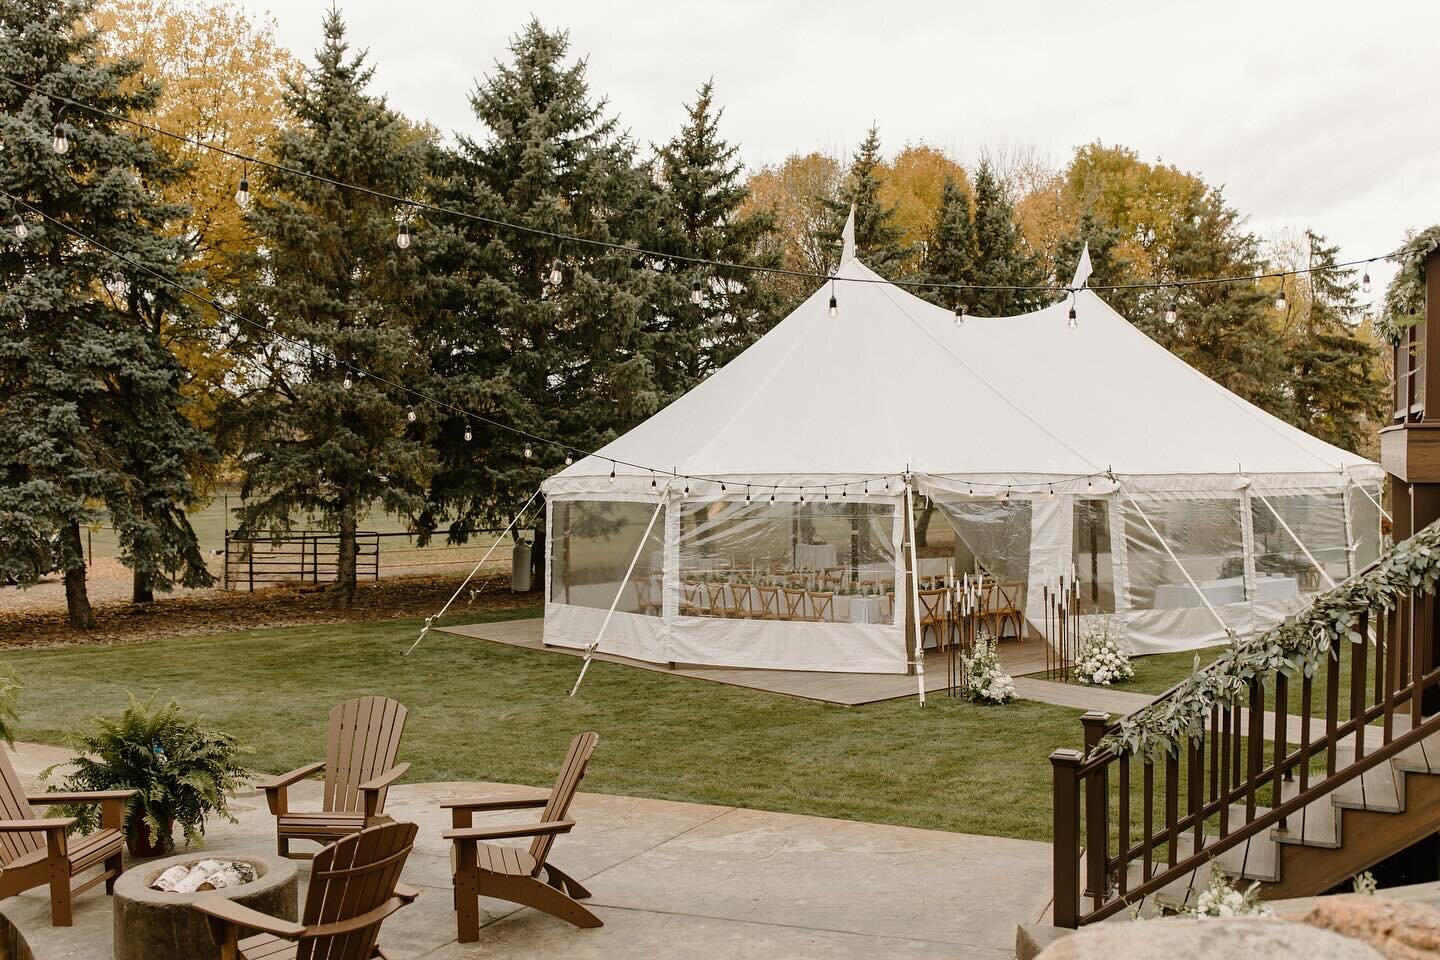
[{"xmin": 1, "ymin": 77, "xmax": 1396, "ymax": 295}]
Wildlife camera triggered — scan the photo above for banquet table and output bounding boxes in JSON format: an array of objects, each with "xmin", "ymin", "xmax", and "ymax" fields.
[
  {"xmin": 793, "ymin": 543, "xmax": 838, "ymax": 571},
  {"xmin": 1153, "ymin": 577, "xmax": 1244, "ymax": 610},
  {"xmin": 839, "ymin": 595, "xmax": 884, "ymax": 624}
]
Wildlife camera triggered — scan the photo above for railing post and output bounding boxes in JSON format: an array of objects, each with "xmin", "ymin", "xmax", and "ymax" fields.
[
  {"xmin": 1080, "ymin": 711, "xmax": 1110, "ymax": 903},
  {"xmin": 1051, "ymin": 748, "xmax": 1084, "ymax": 929},
  {"xmin": 222, "ymin": 529, "xmax": 230, "ymax": 591}
]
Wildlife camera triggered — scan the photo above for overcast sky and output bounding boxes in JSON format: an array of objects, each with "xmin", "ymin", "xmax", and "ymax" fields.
[{"xmin": 233, "ymin": 0, "xmax": 1438, "ymax": 303}]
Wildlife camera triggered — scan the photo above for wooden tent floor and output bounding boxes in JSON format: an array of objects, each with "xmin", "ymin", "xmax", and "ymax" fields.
[{"xmin": 438, "ymin": 617, "xmax": 1063, "ymax": 707}]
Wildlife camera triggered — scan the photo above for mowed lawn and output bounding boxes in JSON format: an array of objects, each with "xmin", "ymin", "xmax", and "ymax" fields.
[{"xmin": 8, "ymin": 608, "xmax": 1084, "ymax": 842}]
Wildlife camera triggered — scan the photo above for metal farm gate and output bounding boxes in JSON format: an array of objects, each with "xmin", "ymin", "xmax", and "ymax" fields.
[{"xmin": 222, "ymin": 530, "xmax": 381, "ymax": 591}]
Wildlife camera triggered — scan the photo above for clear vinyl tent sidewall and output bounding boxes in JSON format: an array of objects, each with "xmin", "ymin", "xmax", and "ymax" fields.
[
  {"xmin": 540, "ymin": 468, "xmax": 1384, "ymax": 671},
  {"xmin": 543, "ymin": 482, "xmax": 910, "ymax": 674}
]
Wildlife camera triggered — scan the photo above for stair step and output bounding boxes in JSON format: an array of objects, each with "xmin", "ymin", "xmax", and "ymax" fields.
[{"xmin": 1331, "ymin": 761, "xmax": 1403, "ymax": 813}]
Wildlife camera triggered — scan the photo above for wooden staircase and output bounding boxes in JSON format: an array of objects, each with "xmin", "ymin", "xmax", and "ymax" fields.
[
  {"xmin": 1049, "ymin": 539, "xmax": 1440, "ymax": 928},
  {"xmin": 1140, "ymin": 721, "xmax": 1440, "ymax": 913}
]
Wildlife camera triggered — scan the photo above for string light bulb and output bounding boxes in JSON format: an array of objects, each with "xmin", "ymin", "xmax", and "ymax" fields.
[
  {"xmin": 828, "ymin": 280, "xmax": 838, "ymax": 319},
  {"xmin": 565, "ymin": 453, "xmax": 573, "ymax": 465},
  {"xmin": 235, "ymin": 173, "xmax": 251, "ymax": 210},
  {"xmin": 690, "ymin": 279, "xmax": 703, "ymax": 305},
  {"xmin": 463, "ymin": 422, "xmax": 472, "ymax": 442},
  {"xmin": 609, "ymin": 463, "xmax": 616, "ymax": 483},
  {"xmin": 406, "ymin": 406, "xmax": 417, "ymax": 423},
  {"xmin": 51, "ymin": 123, "xmax": 69, "ymax": 155},
  {"xmin": 1067, "ymin": 303, "xmax": 1078, "ymax": 329},
  {"xmin": 548, "ymin": 261, "xmax": 562, "ymax": 286},
  {"xmin": 745, "ymin": 486, "xmax": 752, "ymax": 502},
  {"xmin": 343, "ymin": 374, "xmax": 352, "ymax": 390},
  {"xmin": 1362, "ymin": 264, "xmax": 1372, "ymax": 294},
  {"xmin": 10, "ymin": 215, "xmax": 24, "ymax": 240},
  {"xmin": 396, "ymin": 221, "xmax": 411, "ymax": 250},
  {"xmin": 1164, "ymin": 290, "xmax": 1178, "ymax": 324},
  {"xmin": 954, "ymin": 306, "xmax": 965, "ymax": 327},
  {"xmin": 1275, "ymin": 286, "xmax": 1288, "ymax": 311},
  {"xmin": 524, "ymin": 445, "xmax": 532, "ymax": 459}
]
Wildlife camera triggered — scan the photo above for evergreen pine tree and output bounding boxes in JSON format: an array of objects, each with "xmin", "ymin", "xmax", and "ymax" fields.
[
  {"xmin": 969, "ymin": 159, "xmax": 1046, "ymax": 315},
  {"xmin": 921, "ymin": 174, "xmax": 977, "ymax": 312},
  {"xmin": 1139, "ymin": 189, "xmax": 1283, "ymax": 408},
  {"xmin": 1283, "ymin": 230, "xmax": 1386, "ymax": 452},
  {"xmin": 821, "ymin": 126, "xmax": 913, "ymax": 277},
  {"xmin": 0, "ymin": 0, "xmax": 214, "ymax": 626},
  {"xmin": 650, "ymin": 80, "xmax": 780, "ymax": 392},
  {"xmin": 421, "ymin": 20, "xmax": 666, "ymax": 584},
  {"xmin": 225, "ymin": 10, "xmax": 434, "ymax": 607}
]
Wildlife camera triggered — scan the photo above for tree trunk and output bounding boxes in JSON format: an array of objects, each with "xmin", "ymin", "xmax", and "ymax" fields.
[
  {"xmin": 915, "ymin": 502, "xmax": 936, "ymax": 549},
  {"xmin": 132, "ymin": 569, "xmax": 155, "ymax": 604},
  {"xmin": 333, "ymin": 499, "xmax": 357, "ymax": 609},
  {"xmin": 63, "ymin": 521, "xmax": 97, "ymax": 629}
]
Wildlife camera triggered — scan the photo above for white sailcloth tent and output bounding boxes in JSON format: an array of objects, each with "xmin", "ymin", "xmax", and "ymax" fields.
[{"xmin": 540, "ymin": 240, "xmax": 1385, "ymax": 674}]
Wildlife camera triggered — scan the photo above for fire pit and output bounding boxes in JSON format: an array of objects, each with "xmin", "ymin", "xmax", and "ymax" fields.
[{"xmin": 112, "ymin": 851, "xmax": 297, "ymax": 960}]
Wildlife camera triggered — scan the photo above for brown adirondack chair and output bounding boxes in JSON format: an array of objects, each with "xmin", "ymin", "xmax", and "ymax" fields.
[
  {"xmin": 443, "ymin": 731, "xmax": 600, "ymax": 941},
  {"xmin": 196, "ymin": 820, "xmax": 419, "ymax": 960},
  {"xmin": 0, "ymin": 747, "xmax": 134, "ymax": 926},
  {"xmin": 257, "ymin": 697, "xmax": 409, "ymax": 859}
]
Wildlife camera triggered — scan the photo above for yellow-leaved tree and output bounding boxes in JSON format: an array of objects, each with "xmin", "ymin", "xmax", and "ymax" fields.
[{"xmin": 89, "ymin": 0, "xmax": 296, "ymax": 479}]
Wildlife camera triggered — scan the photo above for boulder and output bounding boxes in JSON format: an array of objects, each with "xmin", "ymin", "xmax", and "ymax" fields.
[
  {"xmin": 1289, "ymin": 894, "xmax": 1440, "ymax": 960},
  {"xmin": 1035, "ymin": 916, "xmax": 1382, "ymax": 960}
]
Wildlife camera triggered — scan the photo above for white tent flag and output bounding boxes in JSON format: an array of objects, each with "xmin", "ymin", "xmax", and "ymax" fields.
[
  {"xmin": 839, "ymin": 204, "xmax": 857, "ymax": 265},
  {"xmin": 1071, "ymin": 242, "xmax": 1094, "ymax": 288},
  {"xmin": 535, "ymin": 251, "xmax": 1384, "ymax": 672}
]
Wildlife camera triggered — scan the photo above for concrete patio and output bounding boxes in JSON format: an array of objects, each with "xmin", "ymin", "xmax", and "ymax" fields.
[{"xmin": 4, "ymin": 741, "xmax": 1053, "ymax": 959}]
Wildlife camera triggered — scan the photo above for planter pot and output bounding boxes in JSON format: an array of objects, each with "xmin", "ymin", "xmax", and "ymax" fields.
[{"xmin": 128, "ymin": 818, "xmax": 176, "ymax": 858}]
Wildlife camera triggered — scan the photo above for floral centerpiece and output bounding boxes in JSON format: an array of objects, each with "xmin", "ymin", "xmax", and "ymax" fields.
[
  {"xmin": 963, "ymin": 636, "xmax": 1016, "ymax": 704},
  {"xmin": 1074, "ymin": 617, "xmax": 1135, "ymax": 686}
]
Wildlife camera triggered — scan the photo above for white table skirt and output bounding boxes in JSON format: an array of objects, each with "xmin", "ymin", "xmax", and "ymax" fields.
[{"xmin": 1153, "ymin": 575, "xmax": 1299, "ymax": 610}]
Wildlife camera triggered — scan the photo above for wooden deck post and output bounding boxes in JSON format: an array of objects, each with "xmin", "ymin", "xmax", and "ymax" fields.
[
  {"xmin": 1080, "ymin": 711, "xmax": 1110, "ymax": 902},
  {"xmin": 1051, "ymin": 748, "xmax": 1084, "ymax": 929}
]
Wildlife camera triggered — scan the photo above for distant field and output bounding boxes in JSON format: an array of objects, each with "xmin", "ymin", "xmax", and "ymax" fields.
[{"xmin": 80, "ymin": 486, "xmax": 536, "ymax": 578}]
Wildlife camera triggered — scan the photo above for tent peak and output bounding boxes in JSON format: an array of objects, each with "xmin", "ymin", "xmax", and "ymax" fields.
[{"xmin": 839, "ymin": 204, "xmax": 856, "ymax": 264}]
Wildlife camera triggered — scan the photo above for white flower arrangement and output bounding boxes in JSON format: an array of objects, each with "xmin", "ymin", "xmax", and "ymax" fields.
[
  {"xmin": 963, "ymin": 636, "xmax": 1016, "ymax": 705},
  {"xmin": 1075, "ymin": 617, "xmax": 1135, "ymax": 687},
  {"xmin": 1183, "ymin": 866, "xmax": 1270, "ymax": 919}
]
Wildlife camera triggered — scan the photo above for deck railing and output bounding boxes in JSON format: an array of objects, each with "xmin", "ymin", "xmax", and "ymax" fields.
[{"xmin": 1050, "ymin": 531, "xmax": 1440, "ymax": 927}]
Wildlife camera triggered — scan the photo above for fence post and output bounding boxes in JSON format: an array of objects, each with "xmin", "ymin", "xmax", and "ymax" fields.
[
  {"xmin": 247, "ymin": 539, "xmax": 254, "ymax": 592},
  {"xmin": 223, "ymin": 530, "xmax": 230, "ymax": 591},
  {"xmin": 1051, "ymin": 748, "xmax": 1084, "ymax": 928},
  {"xmin": 1080, "ymin": 711, "xmax": 1110, "ymax": 904}
]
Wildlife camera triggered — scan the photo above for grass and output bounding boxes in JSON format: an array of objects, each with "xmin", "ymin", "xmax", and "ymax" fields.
[{"xmin": 8, "ymin": 608, "xmax": 1085, "ymax": 843}]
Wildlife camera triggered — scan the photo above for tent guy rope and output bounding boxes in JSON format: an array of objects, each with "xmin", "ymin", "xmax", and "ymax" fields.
[{"xmin": 404, "ymin": 487, "xmax": 543, "ymax": 656}]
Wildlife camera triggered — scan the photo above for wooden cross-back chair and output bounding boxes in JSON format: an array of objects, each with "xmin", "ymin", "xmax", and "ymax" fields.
[
  {"xmin": 808, "ymin": 591, "xmax": 834, "ymax": 622},
  {"xmin": 704, "ymin": 581, "xmax": 730, "ymax": 618},
  {"xmin": 196, "ymin": 820, "xmax": 419, "ymax": 960},
  {"xmin": 982, "ymin": 581, "xmax": 1026, "ymax": 641},
  {"xmin": 781, "ymin": 587, "xmax": 809, "ymax": 621},
  {"xmin": 754, "ymin": 585, "xmax": 781, "ymax": 620},
  {"xmin": 258, "ymin": 697, "xmax": 410, "ymax": 860},
  {"xmin": 444, "ymin": 732, "xmax": 601, "ymax": 940},
  {"xmin": 917, "ymin": 588, "xmax": 950, "ymax": 651},
  {"xmin": 728, "ymin": 583, "xmax": 755, "ymax": 619},
  {"xmin": 0, "ymin": 748, "xmax": 133, "ymax": 926}
]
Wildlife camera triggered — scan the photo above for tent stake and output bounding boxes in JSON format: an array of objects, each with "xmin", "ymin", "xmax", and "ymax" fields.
[{"xmin": 570, "ymin": 491, "xmax": 668, "ymax": 697}]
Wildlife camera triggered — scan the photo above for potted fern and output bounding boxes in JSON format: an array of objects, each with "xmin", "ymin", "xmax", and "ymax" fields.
[{"xmin": 43, "ymin": 697, "xmax": 251, "ymax": 857}]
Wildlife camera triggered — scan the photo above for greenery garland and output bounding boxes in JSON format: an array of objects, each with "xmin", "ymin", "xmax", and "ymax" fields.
[
  {"xmin": 1100, "ymin": 519, "xmax": 1440, "ymax": 760},
  {"xmin": 1376, "ymin": 226, "xmax": 1440, "ymax": 344}
]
